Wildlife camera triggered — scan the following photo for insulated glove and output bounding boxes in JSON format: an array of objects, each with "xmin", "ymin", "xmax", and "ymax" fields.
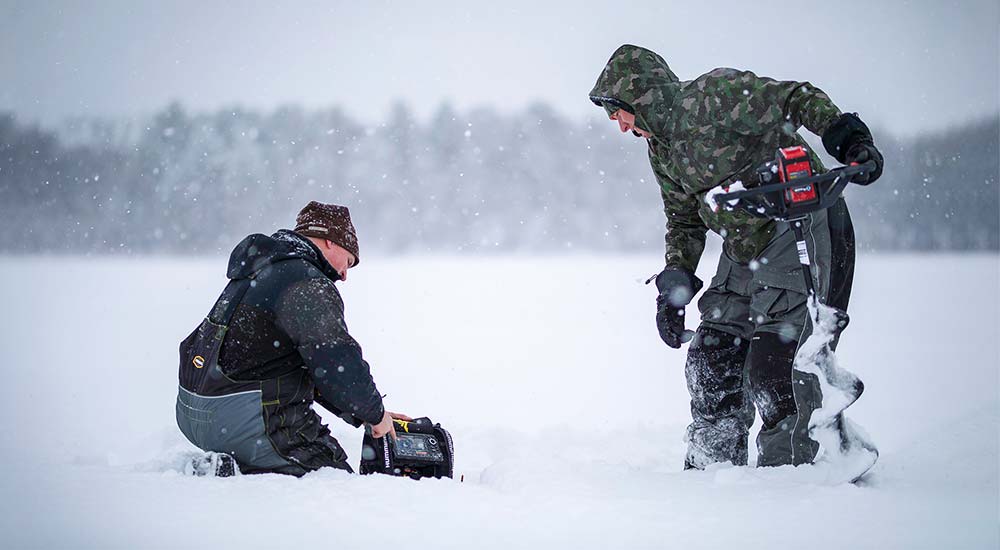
[
  {"xmin": 844, "ymin": 141, "xmax": 883, "ymax": 185},
  {"xmin": 821, "ymin": 112, "xmax": 883, "ymax": 185},
  {"xmin": 653, "ymin": 268, "xmax": 703, "ymax": 349}
]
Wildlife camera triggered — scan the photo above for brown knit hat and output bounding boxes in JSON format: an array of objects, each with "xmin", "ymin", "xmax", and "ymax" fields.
[{"xmin": 293, "ymin": 201, "xmax": 360, "ymax": 265}]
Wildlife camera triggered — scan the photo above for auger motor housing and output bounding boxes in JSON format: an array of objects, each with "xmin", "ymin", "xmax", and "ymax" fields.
[{"xmin": 756, "ymin": 146, "xmax": 818, "ymax": 209}]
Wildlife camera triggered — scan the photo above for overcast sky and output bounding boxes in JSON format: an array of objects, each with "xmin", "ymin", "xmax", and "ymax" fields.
[{"xmin": 2, "ymin": 0, "xmax": 997, "ymax": 136}]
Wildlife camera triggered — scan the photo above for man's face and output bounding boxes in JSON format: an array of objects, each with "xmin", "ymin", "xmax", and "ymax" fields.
[
  {"xmin": 321, "ymin": 241, "xmax": 357, "ymax": 281},
  {"xmin": 610, "ymin": 109, "xmax": 651, "ymax": 139}
]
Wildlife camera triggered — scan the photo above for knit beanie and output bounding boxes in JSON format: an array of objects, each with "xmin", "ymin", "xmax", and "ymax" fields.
[{"xmin": 293, "ymin": 201, "xmax": 360, "ymax": 265}]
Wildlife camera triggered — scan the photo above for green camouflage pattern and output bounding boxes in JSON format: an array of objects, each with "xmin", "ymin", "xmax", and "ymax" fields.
[{"xmin": 590, "ymin": 45, "xmax": 842, "ymax": 272}]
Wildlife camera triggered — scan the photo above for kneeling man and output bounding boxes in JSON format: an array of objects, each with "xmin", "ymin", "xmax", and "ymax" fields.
[{"xmin": 176, "ymin": 201, "xmax": 408, "ymax": 476}]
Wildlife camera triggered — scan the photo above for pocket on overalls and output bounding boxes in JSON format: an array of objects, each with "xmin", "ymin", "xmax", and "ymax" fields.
[
  {"xmin": 697, "ymin": 251, "xmax": 736, "ymax": 323},
  {"xmin": 176, "ymin": 388, "xmax": 214, "ymax": 448},
  {"xmin": 750, "ymin": 286, "xmax": 808, "ymax": 340},
  {"xmin": 697, "ymin": 279, "xmax": 732, "ymax": 324}
]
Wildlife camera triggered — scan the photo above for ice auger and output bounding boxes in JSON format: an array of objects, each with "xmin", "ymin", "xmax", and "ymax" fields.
[{"xmin": 715, "ymin": 147, "xmax": 880, "ymax": 482}]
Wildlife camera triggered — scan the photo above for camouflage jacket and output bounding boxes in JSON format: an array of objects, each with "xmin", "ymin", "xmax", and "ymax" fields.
[{"xmin": 590, "ymin": 44, "xmax": 843, "ymax": 272}]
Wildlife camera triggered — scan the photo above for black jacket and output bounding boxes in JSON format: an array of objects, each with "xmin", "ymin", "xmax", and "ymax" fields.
[{"xmin": 213, "ymin": 230, "xmax": 384, "ymax": 469}]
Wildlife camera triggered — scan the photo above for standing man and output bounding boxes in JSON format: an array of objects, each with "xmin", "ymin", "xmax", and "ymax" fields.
[
  {"xmin": 589, "ymin": 45, "xmax": 883, "ymax": 469},
  {"xmin": 176, "ymin": 201, "xmax": 409, "ymax": 476}
]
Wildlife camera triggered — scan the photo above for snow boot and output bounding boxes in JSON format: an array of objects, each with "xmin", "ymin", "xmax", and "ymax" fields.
[{"xmin": 184, "ymin": 451, "xmax": 240, "ymax": 477}]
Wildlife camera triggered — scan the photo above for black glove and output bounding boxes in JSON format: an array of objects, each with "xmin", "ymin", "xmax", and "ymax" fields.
[
  {"xmin": 821, "ymin": 112, "xmax": 883, "ymax": 185},
  {"xmin": 653, "ymin": 268, "xmax": 703, "ymax": 349},
  {"xmin": 844, "ymin": 141, "xmax": 883, "ymax": 185}
]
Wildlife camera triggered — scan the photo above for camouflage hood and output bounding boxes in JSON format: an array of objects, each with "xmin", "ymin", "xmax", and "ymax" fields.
[
  {"xmin": 589, "ymin": 44, "xmax": 681, "ymax": 138},
  {"xmin": 589, "ymin": 44, "xmax": 846, "ymax": 271}
]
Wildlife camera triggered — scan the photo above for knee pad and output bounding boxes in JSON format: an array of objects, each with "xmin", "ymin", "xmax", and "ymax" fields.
[
  {"xmin": 685, "ymin": 327, "xmax": 751, "ymax": 421},
  {"xmin": 687, "ymin": 326, "xmax": 750, "ymax": 376},
  {"xmin": 748, "ymin": 331, "xmax": 798, "ymax": 430}
]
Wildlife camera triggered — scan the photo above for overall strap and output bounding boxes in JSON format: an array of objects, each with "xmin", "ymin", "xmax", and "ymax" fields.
[
  {"xmin": 208, "ymin": 277, "xmax": 254, "ymax": 327},
  {"xmin": 177, "ymin": 275, "xmax": 259, "ymax": 397}
]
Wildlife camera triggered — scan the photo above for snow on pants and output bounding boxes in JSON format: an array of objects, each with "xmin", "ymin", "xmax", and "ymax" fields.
[{"xmin": 683, "ymin": 198, "xmax": 855, "ymax": 469}]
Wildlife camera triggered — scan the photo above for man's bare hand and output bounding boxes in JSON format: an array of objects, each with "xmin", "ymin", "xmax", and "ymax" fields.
[
  {"xmin": 370, "ymin": 411, "xmax": 395, "ymax": 440},
  {"xmin": 371, "ymin": 410, "xmax": 412, "ymax": 440}
]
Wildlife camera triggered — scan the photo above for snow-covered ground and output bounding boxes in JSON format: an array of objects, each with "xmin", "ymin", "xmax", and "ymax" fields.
[{"xmin": 1, "ymin": 252, "xmax": 997, "ymax": 549}]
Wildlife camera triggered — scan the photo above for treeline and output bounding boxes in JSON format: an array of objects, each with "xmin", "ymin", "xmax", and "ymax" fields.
[
  {"xmin": 843, "ymin": 118, "xmax": 999, "ymax": 250},
  {"xmin": 0, "ymin": 103, "xmax": 996, "ymax": 255}
]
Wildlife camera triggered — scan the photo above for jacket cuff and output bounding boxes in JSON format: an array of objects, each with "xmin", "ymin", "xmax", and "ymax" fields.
[
  {"xmin": 822, "ymin": 113, "xmax": 872, "ymax": 163},
  {"xmin": 364, "ymin": 403, "xmax": 386, "ymax": 426},
  {"xmin": 655, "ymin": 268, "xmax": 704, "ymax": 296}
]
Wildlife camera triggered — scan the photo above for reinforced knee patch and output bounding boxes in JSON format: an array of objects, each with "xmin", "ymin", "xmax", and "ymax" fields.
[
  {"xmin": 748, "ymin": 331, "xmax": 799, "ymax": 431},
  {"xmin": 684, "ymin": 327, "xmax": 753, "ymax": 468}
]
